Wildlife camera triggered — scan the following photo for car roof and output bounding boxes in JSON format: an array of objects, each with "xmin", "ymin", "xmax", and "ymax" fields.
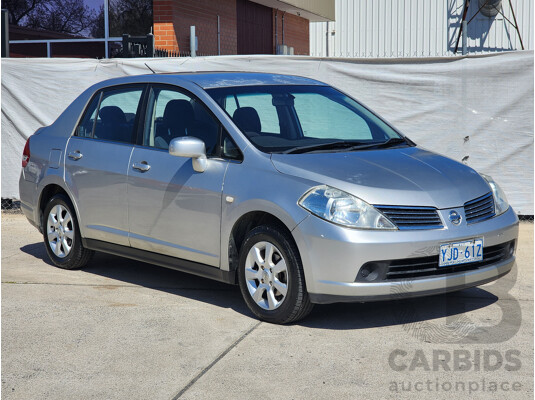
[
  {"xmin": 92, "ymin": 72, "xmax": 327, "ymax": 90},
  {"xmin": 174, "ymin": 72, "xmax": 326, "ymax": 89}
]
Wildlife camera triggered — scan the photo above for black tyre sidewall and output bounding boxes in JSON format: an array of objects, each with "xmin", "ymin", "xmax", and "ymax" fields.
[
  {"xmin": 42, "ymin": 194, "xmax": 85, "ymax": 269},
  {"xmin": 238, "ymin": 226, "xmax": 305, "ymax": 324}
]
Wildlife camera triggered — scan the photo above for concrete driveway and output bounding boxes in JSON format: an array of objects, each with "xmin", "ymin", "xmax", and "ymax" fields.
[{"xmin": 2, "ymin": 213, "xmax": 533, "ymax": 399}]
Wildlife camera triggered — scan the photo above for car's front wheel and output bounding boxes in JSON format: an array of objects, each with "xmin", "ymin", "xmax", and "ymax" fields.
[
  {"xmin": 238, "ymin": 225, "xmax": 313, "ymax": 324},
  {"xmin": 42, "ymin": 194, "xmax": 93, "ymax": 270}
]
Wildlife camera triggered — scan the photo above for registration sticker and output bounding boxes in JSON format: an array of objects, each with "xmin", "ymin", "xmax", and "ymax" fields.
[{"xmin": 439, "ymin": 238, "xmax": 483, "ymax": 267}]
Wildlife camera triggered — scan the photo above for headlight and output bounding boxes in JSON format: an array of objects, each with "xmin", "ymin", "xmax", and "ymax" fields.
[
  {"xmin": 298, "ymin": 185, "xmax": 397, "ymax": 229},
  {"xmin": 480, "ymin": 174, "xmax": 509, "ymax": 216}
]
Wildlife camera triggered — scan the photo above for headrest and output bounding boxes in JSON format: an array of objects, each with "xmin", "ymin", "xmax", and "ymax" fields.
[
  {"xmin": 99, "ymin": 106, "xmax": 126, "ymax": 124},
  {"xmin": 163, "ymin": 99, "xmax": 195, "ymax": 127},
  {"xmin": 233, "ymin": 107, "xmax": 261, "ymax": 133}
]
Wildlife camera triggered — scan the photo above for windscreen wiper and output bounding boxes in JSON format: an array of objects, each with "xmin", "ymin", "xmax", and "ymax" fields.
[
  {"xmin": 346, "ymin": 137, "xmax": 413, "ymax": 151},
  {"xmin": 282, "ymin": 141, "xmax": 369, "ymax": 154}
]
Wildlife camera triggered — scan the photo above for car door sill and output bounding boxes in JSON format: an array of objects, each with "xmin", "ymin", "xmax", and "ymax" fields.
[{"xmin": 83, "ymin": 239, "xmax": 236, "ymax": 284}]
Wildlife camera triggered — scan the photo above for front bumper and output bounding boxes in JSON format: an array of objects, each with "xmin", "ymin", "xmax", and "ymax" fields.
[{"xmin": 292, "ymin": 206, "xmax": 519, "ymax": 304}]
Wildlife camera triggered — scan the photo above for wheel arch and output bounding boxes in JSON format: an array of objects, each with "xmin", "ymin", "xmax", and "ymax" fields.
[
  {"xmin": 37, "ymin": 179, "xmax": 80, "ymax": 234},
  {"xmin": 225, "ymin": 205, "xmax": 306, "ymax": 283}
]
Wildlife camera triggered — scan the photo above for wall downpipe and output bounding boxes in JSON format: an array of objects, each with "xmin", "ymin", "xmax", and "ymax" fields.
[
  {"xmin": 275, "ymin": 9, "xmax": 278, "ymax": 54},
  {"xmin": 282, "ymin": 11, "xmax": 286, "ymax": 46},
  {"xmin": 217, "ymin": 15, "xmax": 221, "ymax": 55}
]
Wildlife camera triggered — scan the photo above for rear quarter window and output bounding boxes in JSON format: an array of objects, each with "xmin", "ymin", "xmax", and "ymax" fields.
[{"xmin": 76, "ymin": 94, "xmax": 100, "ymax": 138}]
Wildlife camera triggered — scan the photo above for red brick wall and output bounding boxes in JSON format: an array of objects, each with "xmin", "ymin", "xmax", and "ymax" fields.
[
  {"xmin": 272, "ymin": 11, "xmax": 309, "ymax": 55},
  {"xmin": 154, "ymin": 0, "xmax": 237, "ymax": 55},
  {"xmin": 153, "ymin": 0, "xmax": 179, "ymax": 51},
  {"xmin": 153, "ymin": 0, "xmax": 310, "ymax": 56}
]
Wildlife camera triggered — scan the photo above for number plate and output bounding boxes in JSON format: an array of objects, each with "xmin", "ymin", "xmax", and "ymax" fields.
[{"xmin": 439, "ymin": 238, "xmax": 483, "ymax": 267}]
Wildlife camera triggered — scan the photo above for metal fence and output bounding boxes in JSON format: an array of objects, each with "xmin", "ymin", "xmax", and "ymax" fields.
[
  {"xmin": 1, "ymin": 198, "xmax": 22, "ymax": 213},
  {"xmin": 122, "ymin": 34, "xmax": 154, "ymax": 58},
  {"xmin": 154, "ymin": 48, "xmax": 181, "ymax": 57},
  {"xmin": 120, "ymin": 33, "xmax": 218, "ymax": 58},
  {"xmin": 154, "ymin": 48, "xmax": 218, "ymax": 58}
]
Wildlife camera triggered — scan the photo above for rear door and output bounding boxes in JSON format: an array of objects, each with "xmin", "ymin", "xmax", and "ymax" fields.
[
  {"xmin": 127, "ymin": 85, "xmax": 228, "ymax": 267},
  {"xmin": 65, "ymin": 84, "xmax": 146, "ymax": 246}
]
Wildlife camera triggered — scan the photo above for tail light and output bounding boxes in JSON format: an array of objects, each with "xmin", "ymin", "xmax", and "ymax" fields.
[{"xmin": 22, "ymin": 137, "xmax": 30, "ymax": 168}]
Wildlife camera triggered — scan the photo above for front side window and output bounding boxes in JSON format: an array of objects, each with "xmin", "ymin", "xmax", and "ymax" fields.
[
  {"xmin": 143, "ymin": 87, "xmax": 219, "ymax": 156},
  {"xmin": 221, "ymin": 130, "xmax": 242, "ymax": 161},
  {"xmin": 207, "ymin": 85, "xmax": 405, "ymax": 153},
  {"xmin": 76, "ymin": 86, "xmax": 143, "ymax": 143}
]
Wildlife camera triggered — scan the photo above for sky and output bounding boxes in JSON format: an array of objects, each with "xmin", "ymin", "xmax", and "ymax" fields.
[{"xmin": 85, "ymin": 0, "xmax": 104, "ymax": 11}]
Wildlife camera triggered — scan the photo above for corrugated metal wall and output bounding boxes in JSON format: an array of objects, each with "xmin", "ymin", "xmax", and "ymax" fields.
[{"xmin": 310, "ymin": 0, "xmax": 533, "ymax": 57}]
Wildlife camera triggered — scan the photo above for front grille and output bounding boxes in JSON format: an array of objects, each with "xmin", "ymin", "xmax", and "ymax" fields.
[
  {"xmin": 374, "ymin": 205, "xmax": 443, "ymax": 230},
  {"xmin": 356, "ymin": 240, "xmax": 515, "ymax": 282},
  {"xmin": 464, "ymin": 192, "xmax": 495, "ymax": 224}
]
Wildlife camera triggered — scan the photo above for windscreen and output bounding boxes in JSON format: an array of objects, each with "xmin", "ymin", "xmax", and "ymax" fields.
[{"xmin": 206, "ymin": 85, "xmax": 403, "ymax": 153}]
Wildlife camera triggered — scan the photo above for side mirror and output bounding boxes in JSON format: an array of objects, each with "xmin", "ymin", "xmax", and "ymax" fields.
[{"xmin": 169, "ymin": 136, "xmax": 207, "ymax": 173}]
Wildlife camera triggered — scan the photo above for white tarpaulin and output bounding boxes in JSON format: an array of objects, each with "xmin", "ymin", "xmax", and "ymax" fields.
[{"xmin": 2, "ymin": 52, "xmax": 533, "ymax": 214}]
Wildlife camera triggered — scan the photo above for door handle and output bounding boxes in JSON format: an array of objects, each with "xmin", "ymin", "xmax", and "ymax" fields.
[
  {"xmin": 68, "ymin": 151, "xmax": 83, "ymax": 160},
  {"xmin": 133, "ymin": 161, "xmax": 151, "ymax": 172}
]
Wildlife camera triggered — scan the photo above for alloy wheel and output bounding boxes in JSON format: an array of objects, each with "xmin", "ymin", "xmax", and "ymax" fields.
[
  {"xmin": 46, "ymin": 204, "xmax": 74, "ymax": 258},
  {"xmin": 244, "ymin": 241, "xmax": 289, "ymax": 310}
]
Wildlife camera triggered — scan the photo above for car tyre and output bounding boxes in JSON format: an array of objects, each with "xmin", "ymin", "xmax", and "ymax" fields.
[
  {"xmin": 238, "ymin": 225, "xmax": 314, "ymax": 324},
  {"xmin": 42, "ymin": 194, "xmax": 93, "ymax": 270}
]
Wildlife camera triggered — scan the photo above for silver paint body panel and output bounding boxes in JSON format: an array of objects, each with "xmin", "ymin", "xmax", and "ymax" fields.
[{"xmin": 65, "ymin": 137, "xmax": 134, "ymax": 246}]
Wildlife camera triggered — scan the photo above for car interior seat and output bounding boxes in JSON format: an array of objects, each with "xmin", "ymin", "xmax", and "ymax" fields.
[
  {"xmin": 232, "ymin": 107, "xmax": 261, "ymax": 135},
  {"xmin": 155, "ymin": 99, "xmax": 195, "ymax": 148},
  {"xmin": 96, "ymin": 106, "xmax": 131, "ymax": 143},
  {"xmin": 156, "ymin": 99, "xmax": 218, "ymax": 154}
]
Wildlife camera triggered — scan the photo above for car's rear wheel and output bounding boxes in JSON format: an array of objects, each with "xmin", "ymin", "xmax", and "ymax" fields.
[
  {"xmin": 43, "ymin": 194, "xmax": 93, "ymax": 269},
  {"xmin": 238, "ymin": 225, "xmax": 313, "ymax": 324}
]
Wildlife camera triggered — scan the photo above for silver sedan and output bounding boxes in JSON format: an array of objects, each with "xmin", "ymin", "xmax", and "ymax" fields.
[{"xmin": 19, "ymin": 72, "xmax": 518, "ymax": 323}]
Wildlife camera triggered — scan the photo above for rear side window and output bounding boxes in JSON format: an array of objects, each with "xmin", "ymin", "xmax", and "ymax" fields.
[{"xmin": 76, "ymin": 86, "xmax": 144, "ymax": 144}]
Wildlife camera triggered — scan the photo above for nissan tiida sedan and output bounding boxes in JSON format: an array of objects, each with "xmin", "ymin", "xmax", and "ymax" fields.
[{"xmin": 19, "ymin": 72, "xmax": 518, "ymax": 323}]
